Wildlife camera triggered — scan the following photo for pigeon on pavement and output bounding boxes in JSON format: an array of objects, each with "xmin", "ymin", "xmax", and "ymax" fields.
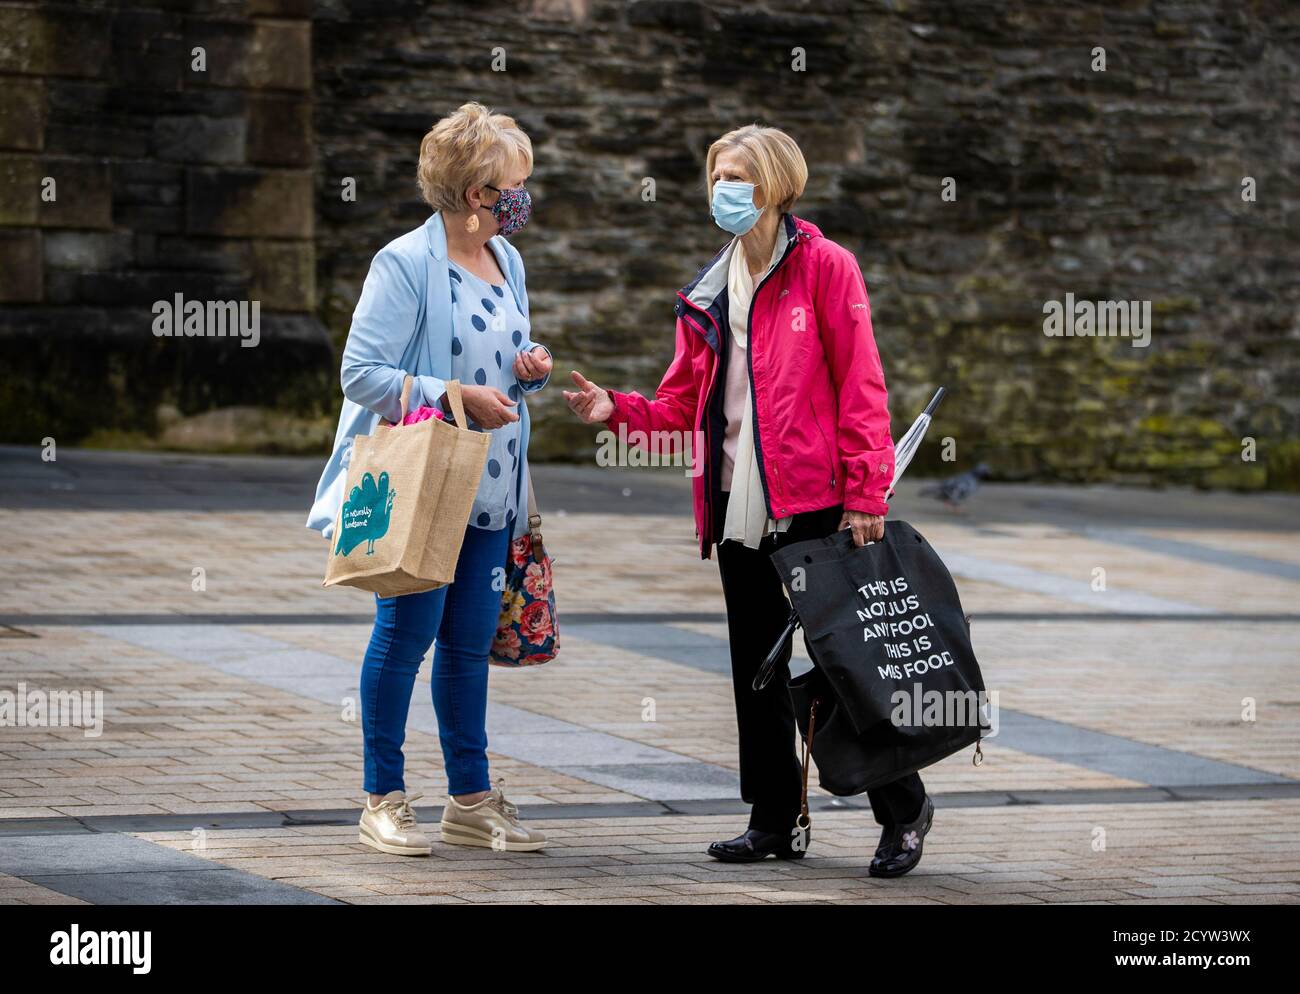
[{"xmin": 919, "ymin": 463, "xmax": 990, "ymax": 507}]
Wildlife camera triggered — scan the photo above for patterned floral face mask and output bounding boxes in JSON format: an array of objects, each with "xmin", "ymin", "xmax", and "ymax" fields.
[{"xmin": 484, "ymin": 184, "xmax": 532, "ymax": 237}]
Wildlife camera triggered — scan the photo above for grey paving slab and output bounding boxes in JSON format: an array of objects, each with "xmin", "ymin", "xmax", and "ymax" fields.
[
  {"xmin": 563, "ymin": 621, "xmax": 733, "ymax": 674},
  {"xmin": 98, "ymin": 623, "xmax": 280, "ymax": 664},
  {"xmin": 217, "ymin": 648, "xmax": 360, "ymax": 679},
  {"xmin": 486, "ymin": 732, "xmax": 686, "ymax": 768},
  {"xmin": 992, "ymin": 710, "xmax": 1291, "ymax": 787},
  {"xmin": 485, "ymin": 702, "xmax": 587, "ymax": 735},
  {"xmin": 259, "ymin": 675, "xmax": 361, "ymax": 700},
  {"xmin": 0, "ymin": 833, "xmax": 338, "ymax": 905},
  {"xmin": 25, "ymin": 868, "xmax": 338, "ymax": 905},
  {"xmin": 1083, "ymin": 526, "xmax": 1300, "ymax": 583},
  {"xmin": 939, "ymin": 551, "xmax": 1207, "ymax": 615},
  {"xmin": 555, "ymin": 762, "xmax": 741, "ymax": 800},
  {"xmin": 0, "ymin": 833, "xmax": 211, "ymax": 876}
]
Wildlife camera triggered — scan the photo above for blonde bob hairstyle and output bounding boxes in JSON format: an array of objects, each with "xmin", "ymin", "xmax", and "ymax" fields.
[
  {"xmin": 417, "ymin": 102, "xmax": 533, "ymax": 214},
  {"xmin": 705, "ymin": 124, "xmax": 808, "ymax": 214}
]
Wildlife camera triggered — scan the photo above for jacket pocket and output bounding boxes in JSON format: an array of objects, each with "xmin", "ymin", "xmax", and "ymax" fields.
[{"xmin": 809, "ymin": 396, "xmax": 837, "ymax": 490}]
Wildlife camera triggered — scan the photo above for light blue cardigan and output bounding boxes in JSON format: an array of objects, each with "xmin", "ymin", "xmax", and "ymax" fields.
[{"xmin": 306, "ymin": 212, "xmax": 548, "ymax": 541}]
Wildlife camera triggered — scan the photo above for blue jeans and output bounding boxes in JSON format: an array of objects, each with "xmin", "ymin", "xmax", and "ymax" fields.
[{"xmin": 360, "ymin": 523, "xmax": 509, "ymax": 796}]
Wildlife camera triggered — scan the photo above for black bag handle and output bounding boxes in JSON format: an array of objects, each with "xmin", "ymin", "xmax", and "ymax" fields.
[{"xmin": 752, "ymin": 607, "xmax": 799, "ymax": 691}]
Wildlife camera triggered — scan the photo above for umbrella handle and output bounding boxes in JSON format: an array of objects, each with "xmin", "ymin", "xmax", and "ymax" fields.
[
  {"xmin": 922, "ymin": 386, "xmax": 946, "ymax": 418},
  {"xmin": 753, "ymin": 608, "xmax": 800, "ymax": 692},
  {"xmin": 886, "ymin": 385, "xmax": 947, "ymax": 502}
]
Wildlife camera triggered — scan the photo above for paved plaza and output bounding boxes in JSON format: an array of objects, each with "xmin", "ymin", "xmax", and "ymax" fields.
[{"xmin": 1, "ymin": 446, "xmax": 1298, "ymax": 905}]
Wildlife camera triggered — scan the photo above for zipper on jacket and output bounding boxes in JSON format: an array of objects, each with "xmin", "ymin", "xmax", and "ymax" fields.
[{"xmin": 677, "ymin": 292, "xmax": 724, "ymax": 555}]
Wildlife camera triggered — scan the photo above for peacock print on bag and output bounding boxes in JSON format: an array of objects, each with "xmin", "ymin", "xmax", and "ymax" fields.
[{"xmin": 334, "ymin": 471, "xmax": 396, "ymax": 556}]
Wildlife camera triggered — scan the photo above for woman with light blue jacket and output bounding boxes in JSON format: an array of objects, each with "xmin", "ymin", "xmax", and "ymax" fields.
[{"xmin": 307, "ymin": 103, "xmax": 552, "ymax": 856}]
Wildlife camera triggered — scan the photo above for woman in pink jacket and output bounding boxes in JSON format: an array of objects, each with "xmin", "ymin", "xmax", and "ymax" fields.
[{"xmin": 565, "ymin": 125, "xmax": 934, "ymax": 877}]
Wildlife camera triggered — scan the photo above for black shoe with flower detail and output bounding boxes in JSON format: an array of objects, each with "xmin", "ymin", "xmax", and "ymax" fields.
[{"xmin": 869, "ymin": 794, "xmax": 934, "ymax": 878}]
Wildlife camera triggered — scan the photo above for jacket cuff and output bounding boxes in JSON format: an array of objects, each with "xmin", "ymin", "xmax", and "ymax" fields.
[
  {"xmin": 410, "ymin": 375, "xmax": 447, "ymax": 417},
  {"xmin": 843, "ymin": 492, "xmax": 890, "ymax": 517},
  {"xmin": 605, "ymin": 389, "xmax": 627, "ymax": 428}
]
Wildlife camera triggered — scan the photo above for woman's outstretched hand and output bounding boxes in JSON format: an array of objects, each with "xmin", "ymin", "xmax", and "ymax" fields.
[
  {"xmin": 840, "ymin": 510, "xmax": 885, "ymax": 546},
  {"xmin": 564, "ymin": 370, "xmax": 614, "ymax": 424}
]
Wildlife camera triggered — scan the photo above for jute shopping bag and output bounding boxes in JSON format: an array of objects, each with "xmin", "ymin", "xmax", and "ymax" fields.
[{"xmin": 323, "ymin": 378, "xmax": 488, "ymax": 598}]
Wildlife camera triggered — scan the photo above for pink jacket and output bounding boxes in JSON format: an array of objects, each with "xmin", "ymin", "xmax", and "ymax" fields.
[{"xmin": 607, "ymin": 215, "xmax": 895, "ymax": 558}]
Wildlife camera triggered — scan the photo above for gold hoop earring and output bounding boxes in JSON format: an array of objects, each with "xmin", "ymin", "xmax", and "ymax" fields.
[{"xmin": 464, "ymin": 213, "xmax": 480, "ymax": 234}]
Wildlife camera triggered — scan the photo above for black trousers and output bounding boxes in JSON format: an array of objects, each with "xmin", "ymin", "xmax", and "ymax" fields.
[{"xmin": 715, "ymin": 495, "xmax": 926, "ymax": 832}]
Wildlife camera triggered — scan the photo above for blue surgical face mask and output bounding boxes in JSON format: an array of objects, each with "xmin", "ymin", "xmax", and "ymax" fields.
[{"xmin": 711, "ymin": 180, "xmax": 761, "ymax": 235}]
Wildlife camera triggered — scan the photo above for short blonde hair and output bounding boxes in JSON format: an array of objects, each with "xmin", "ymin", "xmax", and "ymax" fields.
[
  {"xmin": 417, "ymin": 102, "xmax": 533, "ymax": 213},
  {"xmin": 706, "ymin": 124, "xmax": 808, "ymax": 214}
]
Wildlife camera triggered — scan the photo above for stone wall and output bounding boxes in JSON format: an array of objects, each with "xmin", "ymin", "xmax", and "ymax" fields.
[
  {"xmin": 0, "ymin": 0, "xmax": 332, "ymax": 449},
  {"xmin": 3, "ymin": 0, "xmax": 1298, "ymax": 487},
  {"xmin": 312, "ymin": 0, "xmax": 1300, "ymax": 489}
]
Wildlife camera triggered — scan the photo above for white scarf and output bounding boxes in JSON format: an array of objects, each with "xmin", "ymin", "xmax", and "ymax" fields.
[{"xmin": 722, "ymin": 238, "xmax": 790, "ymax": 549}]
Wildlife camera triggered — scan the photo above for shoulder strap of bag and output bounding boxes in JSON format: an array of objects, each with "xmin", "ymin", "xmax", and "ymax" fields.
[
  {"xmin": 797, "ymin": 699, "xmax": 819, "ymax": 838},
  {"xmin": 526, "ymin": 468, "xmax": 544, "ymax": 562}
]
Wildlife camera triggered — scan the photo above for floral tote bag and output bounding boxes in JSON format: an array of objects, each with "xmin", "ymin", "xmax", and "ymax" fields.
[{"xmin": 490, "ymin": 472, "xmax": 558, "ymax": 666}]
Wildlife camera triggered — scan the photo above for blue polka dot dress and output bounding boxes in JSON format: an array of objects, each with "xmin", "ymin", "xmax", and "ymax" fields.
[{"xmin": 449, "ymin": 261, "xmax": 527, "ymax": 532}]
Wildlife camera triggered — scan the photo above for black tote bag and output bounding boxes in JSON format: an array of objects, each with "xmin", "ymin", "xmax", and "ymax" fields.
[{"xmin": 766, "ymin": 520, "xmax": 988, "ymax": 796}]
